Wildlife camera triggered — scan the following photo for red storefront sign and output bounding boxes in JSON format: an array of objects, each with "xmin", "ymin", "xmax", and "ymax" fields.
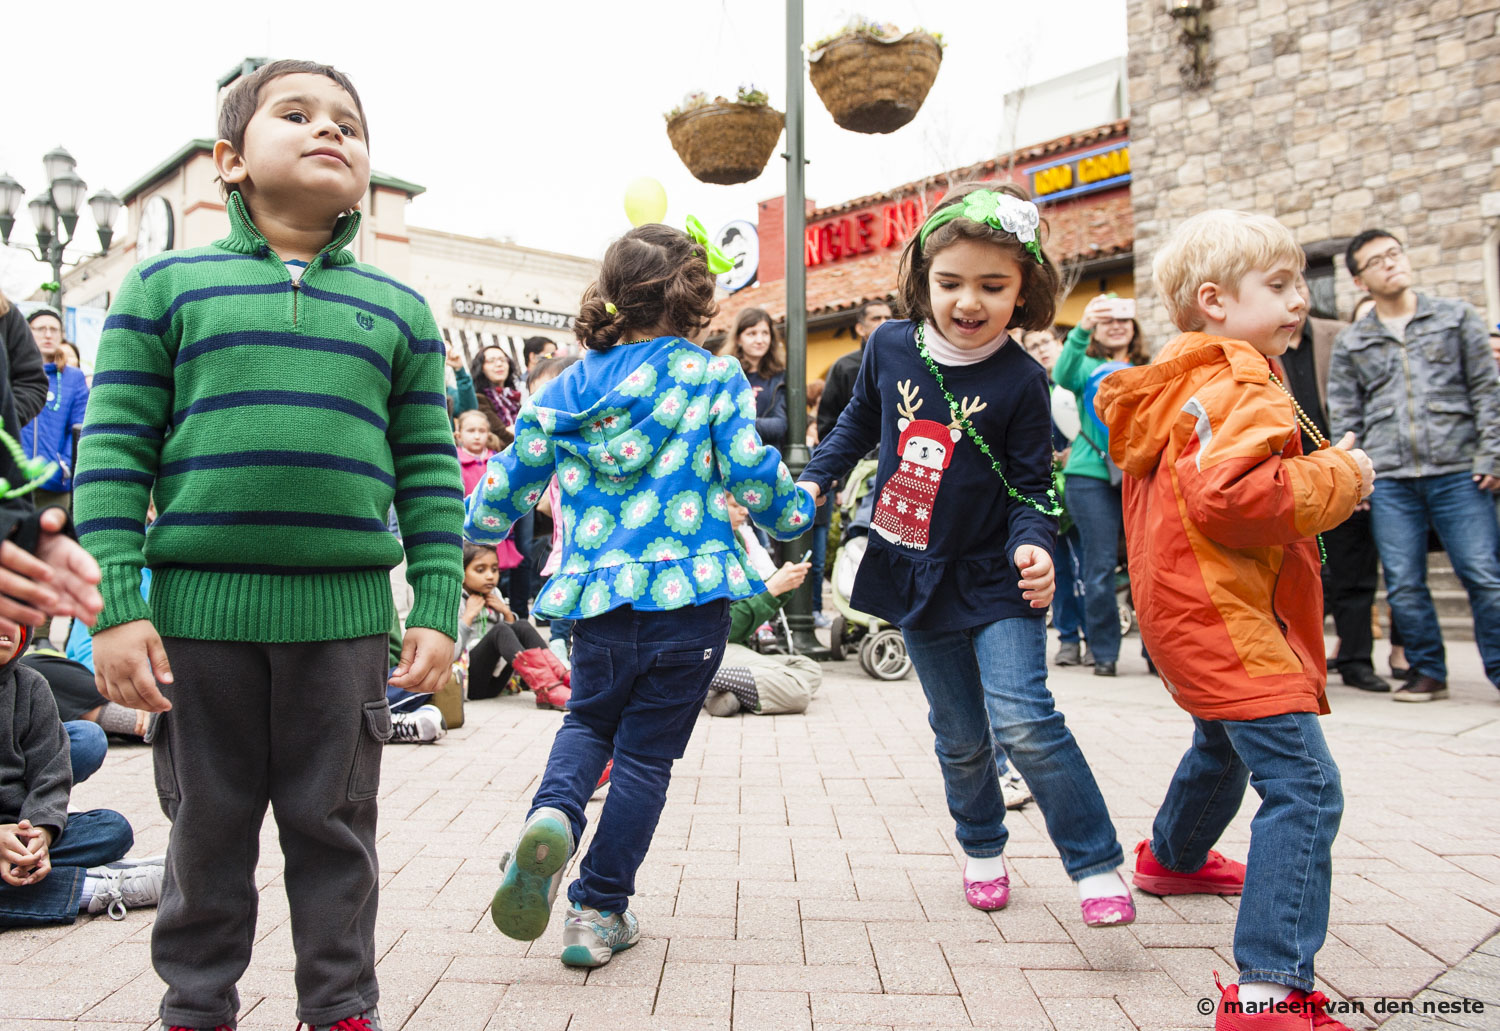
[{"xmin": 804, "ymin": 194, "xmax": 939, "ymax": 267}]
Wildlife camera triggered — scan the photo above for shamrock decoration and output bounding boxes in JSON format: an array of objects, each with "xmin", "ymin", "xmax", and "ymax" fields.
[
  {"xmin": 918, "ymin": 190, "xmax": 1045, "ymax": 265},
  {"xmin": 0, "ymin": 428, "xmax": 57, "ymax": 499}
]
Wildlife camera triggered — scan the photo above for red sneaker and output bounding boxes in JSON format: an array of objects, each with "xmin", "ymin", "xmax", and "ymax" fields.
[
  {"xmin": 593, "ymin": 759, "xmax": 613, "ymax": 798},
  {"xmin": 1213, "ymin": 973, "xmax": 1353, "ymax": 1030},
  {"xmin": 1133, "ymin": 839, "xmax": 1245, "ymax": 896}
]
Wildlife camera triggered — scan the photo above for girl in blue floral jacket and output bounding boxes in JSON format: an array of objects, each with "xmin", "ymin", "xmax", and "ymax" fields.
[{"xmin": 466, "ymin": 223, "xmax": 814, "ymax": 968}]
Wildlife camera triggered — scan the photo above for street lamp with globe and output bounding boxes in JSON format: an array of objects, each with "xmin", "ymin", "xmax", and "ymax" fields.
[{"xmin": 0, "ymin": 146, "xmax": 121, "ymax": 311}]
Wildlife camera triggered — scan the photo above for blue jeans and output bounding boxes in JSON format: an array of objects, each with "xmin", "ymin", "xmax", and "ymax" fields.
[
  {"xmin": 0, "ymin": 808, "xmax": 133, "ymax": 926},
  {"xmin": 902, "ymin": 616, "xmax": 1123, "ymax": 877},
  {"xmin": 67, "ymin": 720, "xmax": 107, "ymax": 785},
  {"xmin": 810, "ymin": 522, "xmax": 829, "ymax": 615},
  {"xmin": 530, "ymin": 599, "xmax": 730, "ymax": 912},
  {"xmin": 1369, "ymin": 472, "xmax": 1500, "ymax": 685},
  {"xmin": 1064, "ymin": 475, "xmax": 1122, "ymax": 663},
  {"xmin": 1150, "ymin": 713, "xmax": 1342, "ymax": 991},
  {"xmin": 550, "ymin": 617, "xmax": 576, "ymax": 648},
  {"xmin": 1053, "ymin": 527, "xmax": 1086, "ymax": 644}
]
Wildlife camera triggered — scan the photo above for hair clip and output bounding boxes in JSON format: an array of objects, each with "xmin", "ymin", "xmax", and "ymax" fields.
[
  {"xmin": 918, "ymin": 190, "xmax": 1045, "ymax": 265},
  {"xmin": 605, "ymin": 302, "xmax": 618, "ymax": 315},
  {"xmin": 684, "ymin": 215, "xmax": 736, "ymax": 275}
]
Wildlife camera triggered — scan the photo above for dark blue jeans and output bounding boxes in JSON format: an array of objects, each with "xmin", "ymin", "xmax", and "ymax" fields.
[
  {"xmin": 1064, "ymin": 475, "xmax": 1122, "ymax": 663},
  {"xmin": 1150, "ymin": 712, "xmax": 1342, "ymax": 991},
  {"xmin": 1053, "ymin": 527, "xmax": 1086, "ymax": 644},
  {"xmin": 901, "ymin": 616, "xmax": 1123, "ymax": 878},
  {"xmin": 1369, "ymin": 472, "xmax": 1500, "ymax": 686},
  {"xmin": 529, "ymin": 599, "xmax": 730, "ymax": 913},
  {"xmin": 0, "ymin": 808, "xmax": 133, "ymax": 926},
  {"xmin": 67, "ymin": 720, "xmax": 107, "ymax": 784}
]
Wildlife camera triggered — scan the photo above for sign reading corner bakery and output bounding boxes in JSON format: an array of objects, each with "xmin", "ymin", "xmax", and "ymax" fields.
[{"xmin": 453, "ymin": 298, "xmax": 576, "ymax": 331}]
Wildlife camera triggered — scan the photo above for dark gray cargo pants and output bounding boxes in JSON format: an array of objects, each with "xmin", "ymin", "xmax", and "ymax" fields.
[{"xmin": 151, "ymin": 635, "xmax": 391, "ymax": 1029}]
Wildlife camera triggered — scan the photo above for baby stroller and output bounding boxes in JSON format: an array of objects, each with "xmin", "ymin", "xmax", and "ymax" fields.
[{"xmin": 827, "ymin": 458, "xmax": 912, "ymax": 681}]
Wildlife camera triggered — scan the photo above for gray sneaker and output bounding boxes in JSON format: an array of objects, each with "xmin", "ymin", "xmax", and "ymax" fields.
[
  {"xmin": 560, "ymin": 903, "xmax": 640, "ymax": 967},
  {"xmin": 307, "ymin": 1007, "xmax": 382, "ymax": 1030},
  {"xmin": 84, "ymin": 861, "xmax": 164, "ymax": 920},
  {"xmin": 1054, "ymin": 640, "xmax": 1082, "ymax": 666},
  {"xmin": 491, "ymin": 806, "xmax": 573, "ymax": 941}
]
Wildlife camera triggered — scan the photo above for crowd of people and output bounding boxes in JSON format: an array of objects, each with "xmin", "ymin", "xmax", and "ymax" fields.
[{"xmin": 0, "ymin": 55, "xmax": 1497, "ymax": 1031}]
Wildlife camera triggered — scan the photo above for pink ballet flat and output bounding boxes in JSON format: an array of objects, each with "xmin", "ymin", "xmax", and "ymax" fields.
[
  {"xmin": 1080, "ymin": 894, "xmax": 1136, "ymax": 927},
  {"xmin": 963, "ymin": 873, "xmax": 1011, "ymax": 911}
]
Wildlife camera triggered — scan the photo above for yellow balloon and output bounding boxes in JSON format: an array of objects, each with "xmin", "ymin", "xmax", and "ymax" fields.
[{"xmin": 623, "ymin": 177, "xmax": 668, "ymax": 226}]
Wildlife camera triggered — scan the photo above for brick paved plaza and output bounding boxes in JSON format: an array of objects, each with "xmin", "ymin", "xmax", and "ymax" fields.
[{"xmin": 3, "ymin": 635, "xmax": 1498, "ymax": 1030}]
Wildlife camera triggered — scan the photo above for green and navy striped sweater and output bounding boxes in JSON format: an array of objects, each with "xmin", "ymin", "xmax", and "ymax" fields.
[{"xmin": 74, "ymin": 193, "xmax": 464, "ymax": 643}]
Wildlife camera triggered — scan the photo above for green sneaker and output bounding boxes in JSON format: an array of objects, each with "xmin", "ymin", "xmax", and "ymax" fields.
[
  {"xmin": 560, "ymin": 903, "xmax": 640, "ymax": 967},
  {"xmin": 490, "ymin": 806, "xmax": 573, "ymax": 940}
]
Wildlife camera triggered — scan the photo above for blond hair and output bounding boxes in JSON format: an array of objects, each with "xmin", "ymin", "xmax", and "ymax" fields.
[{"xmin": 1151, "ymin": 210, "xmax": 1304, "ymax": 332}]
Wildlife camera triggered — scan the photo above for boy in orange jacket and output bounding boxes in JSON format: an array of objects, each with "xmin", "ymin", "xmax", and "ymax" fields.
[{"xmin": 1096, "ymin": 210, "xmax": 1374, "ymax": 1031}]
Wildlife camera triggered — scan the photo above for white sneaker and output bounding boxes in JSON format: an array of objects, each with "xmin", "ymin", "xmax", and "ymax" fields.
[
  {"xmin": 84, "ymin": 861, "xmax": 164, "ymax": 919},
  {"xmin": 999, "ymin": 769, "xmax": 1033, "ymax": 810},
  {"xmin": 391, "ymin": 704, "xmax": 446, "ymax": 744},
  {"xmin": 813, "ymin": 612, "xmax": 832, "ymax": 629}
]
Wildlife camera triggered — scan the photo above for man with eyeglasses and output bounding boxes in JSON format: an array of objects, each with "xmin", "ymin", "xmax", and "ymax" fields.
[{"xmin": 1327, "ymin": 229, "xmax": 1500, "ymax": 702}]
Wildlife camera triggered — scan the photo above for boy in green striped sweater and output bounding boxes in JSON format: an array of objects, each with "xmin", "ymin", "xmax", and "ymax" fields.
[{"xmin": 73, "ymin": 60, "xmax": 462, "ymax": 1031}]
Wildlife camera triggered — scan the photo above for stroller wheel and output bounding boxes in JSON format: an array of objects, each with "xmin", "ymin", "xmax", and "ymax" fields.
[
  {"xmin": 829, "ymin": 615, "xmax": 846, "ymax": 660},
  {"xmin": 860, "ymin": 628, "xmax": 911, "ymax": 681}
]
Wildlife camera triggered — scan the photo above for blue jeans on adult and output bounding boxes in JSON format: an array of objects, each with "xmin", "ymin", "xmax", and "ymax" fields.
[
  {"xmin": 1369, "ymin": 472, "xmax": 1500, "ymax": 686},
  {"xmin": 0, "ymin": 808, "xmax": 133, "ymax": 927},
  {"xmin": 1053, "ymin": 527, "xmax": 1086, "ymax": 645},
  {"xmin": 902, "ymin": 615, "xmax": 1122, "ymax": 877},
  {"xmin": 1064, "ymin": 475, "xmax": 1122, "ymax": 663},
  {"xmin": 810, "ymin": 522, "xmax": 829, "ymax": 616},
  {"xmin": 1149, "ymin": 712, "xmax": 1342, "ymax": 991},
  {"xmin": 66, "ymin": 720, "xmax": 107, "ymax": 785},
  {"xmin": 529, "ymin": 599, "xmax": 730, "ymax": 913}
]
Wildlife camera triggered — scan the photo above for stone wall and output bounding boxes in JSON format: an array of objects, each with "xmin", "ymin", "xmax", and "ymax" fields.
[{"xmin": 1126, "ymin": 0, "xmax": 1500, "ymax": 344}]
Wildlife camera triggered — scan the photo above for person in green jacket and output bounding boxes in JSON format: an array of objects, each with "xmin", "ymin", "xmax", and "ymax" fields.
[{"xmin": 1052, "ymin": 294, "xmax": 1150, "ymax": 677}]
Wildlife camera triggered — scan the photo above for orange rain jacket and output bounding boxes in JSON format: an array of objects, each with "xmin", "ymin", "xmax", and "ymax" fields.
[{"xmin": 1094, "ymin": 333, "xmax": 1364, "ymax": 722}]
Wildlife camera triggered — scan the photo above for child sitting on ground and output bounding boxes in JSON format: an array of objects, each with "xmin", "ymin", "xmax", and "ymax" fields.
[
  {"xmin": 457, "ymin": 542, "xmax": 565, "ymax": 708},
  {"xmin": 1, "ymin": 628, "xmax": 164, "ymax": 927},
  {"xmin": 1096, "ymin": 209, "xmax": 1373, "ymax": 1031}
]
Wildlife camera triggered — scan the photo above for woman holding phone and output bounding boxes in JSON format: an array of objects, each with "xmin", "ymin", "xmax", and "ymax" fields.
[{"xmin": 1053, "ymin": 294, "xmax": 1150, "ymax": 677}]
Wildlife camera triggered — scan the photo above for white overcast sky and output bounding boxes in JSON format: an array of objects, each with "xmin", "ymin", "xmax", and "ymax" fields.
[{"xmin": 0, "ymin": 0, "xmax": 1125, "ymax": 300}]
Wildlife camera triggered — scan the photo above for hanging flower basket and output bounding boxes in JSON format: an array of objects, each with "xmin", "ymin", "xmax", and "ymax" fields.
[
  {"xmin": 666, "ymin": 96, "xmax": 785, "ymax": 186},
  {"xmin": 808, "ymin": 28, "xmax": 944, "ymax": 134}
]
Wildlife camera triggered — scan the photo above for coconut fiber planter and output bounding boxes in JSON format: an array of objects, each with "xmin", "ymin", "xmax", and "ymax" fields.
[
  {"xmin": 667, "ymin": 102, "xmax": 786, "ymax": 185},
  {"xmin": 808, "ymin": 30, "xmax": 943, "ymax": 134}
]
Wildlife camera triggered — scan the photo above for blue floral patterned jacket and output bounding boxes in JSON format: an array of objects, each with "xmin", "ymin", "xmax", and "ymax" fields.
[{"xmin": 465, "ymin": 336, "xmax": 815, "ymax": 620}]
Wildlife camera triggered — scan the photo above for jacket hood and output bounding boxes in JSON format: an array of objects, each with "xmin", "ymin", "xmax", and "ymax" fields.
[
  {"xmin": 530, "ymin": 337, "xmax": 738, "ymax": 478},
  {"xmin": 1095, "ymin": 332, "xmax": 1274, "ymax": 478}
]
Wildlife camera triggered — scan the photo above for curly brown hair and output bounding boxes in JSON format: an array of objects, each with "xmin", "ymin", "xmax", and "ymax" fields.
[
  {"xmin": 573, "ymin": 224, "xmax": 720, "ymax": 352},
  {"xmin": 730, "ymin": 307, "xmax": 786, "ymax": 377},
  {"xmin": 895, "ymin": 181, "xmax": 1059, "ymax": 332}
]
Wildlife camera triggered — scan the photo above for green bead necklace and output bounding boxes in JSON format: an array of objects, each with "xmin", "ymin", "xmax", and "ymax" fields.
[{"xmin": 914, "ymin": 321, "xmax": 1062, "ymax": 518}]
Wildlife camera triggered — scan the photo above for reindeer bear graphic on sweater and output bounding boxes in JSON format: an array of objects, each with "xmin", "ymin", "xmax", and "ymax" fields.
[{"xmin": 804, "ymin": 320, "xmax": 1056, "ymax": 631}]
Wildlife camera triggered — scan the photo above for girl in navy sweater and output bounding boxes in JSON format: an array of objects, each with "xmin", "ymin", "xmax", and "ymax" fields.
[{"xmin": 801, "ymin": 183, "xmax": 1133, "ymax": 927}]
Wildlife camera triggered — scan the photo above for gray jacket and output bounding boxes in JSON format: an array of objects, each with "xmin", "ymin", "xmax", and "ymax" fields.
[
  {"xmin": 0, "ymin": 663, "xmax": 71, "ymax": 837},
  {"xmin": 1327, "ymin": 294, "xmax": 1500, "ymax": 479}
]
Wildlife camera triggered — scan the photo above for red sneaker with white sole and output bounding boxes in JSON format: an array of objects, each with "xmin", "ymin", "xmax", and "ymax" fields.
[
  {"xmin": 1213, "ymin": 973, "xmax": 1353, "ymax": 1030},
  {"xmin": 1133, "ymin": 839, "xmax": 1245, "ymax": 896}
]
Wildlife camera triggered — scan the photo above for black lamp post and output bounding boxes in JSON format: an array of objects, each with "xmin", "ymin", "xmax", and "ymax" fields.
[{"xmin": 0, "ymin": 146, "xmax": 122, "ymax": 312}]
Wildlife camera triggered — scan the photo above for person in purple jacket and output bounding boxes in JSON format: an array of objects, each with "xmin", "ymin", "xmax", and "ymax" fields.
[{"xmin": 799, "ymin": 183, "xmax": 1131, "ymax": 928}]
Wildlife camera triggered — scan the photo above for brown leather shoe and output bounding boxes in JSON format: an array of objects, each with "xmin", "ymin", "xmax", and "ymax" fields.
[{"xmin": 1392, "ymin": 674, "xmax": 1448, "ymax": 702}]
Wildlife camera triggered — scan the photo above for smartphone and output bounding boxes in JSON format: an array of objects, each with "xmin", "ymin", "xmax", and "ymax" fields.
[
  {"xmin": 1109, "ymin": 297, "xmax": 1136, "ymax": 320},
  {"xmin": 799, "ymin": 549, "xmax": 813, "ymax": 563}
]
